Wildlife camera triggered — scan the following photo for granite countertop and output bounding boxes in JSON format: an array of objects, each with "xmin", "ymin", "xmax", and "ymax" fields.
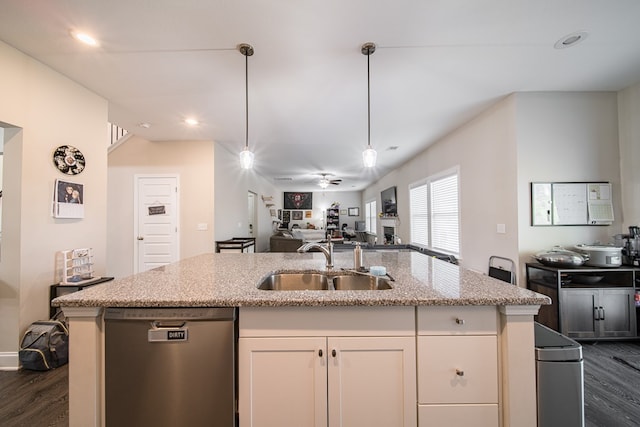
[{"xmin": 52, "ymin": 251, "xmax": 551, "ymax": 308}]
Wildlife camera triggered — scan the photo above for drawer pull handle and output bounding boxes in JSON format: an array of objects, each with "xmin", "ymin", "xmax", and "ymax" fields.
[
  {"xmin": 455, "ymin": 318, "xmax": 465, "ymax": 325},
  {"xmin": 332, "ymin": 349, "xmax": 337, "ymax": 357},
  {"xmin": 456, "ymin": 369, "xmax": 464, "ymax": 377},
  {"xmin": 319, "ymin": 349, "xmax": 323, "ymax": 357}
]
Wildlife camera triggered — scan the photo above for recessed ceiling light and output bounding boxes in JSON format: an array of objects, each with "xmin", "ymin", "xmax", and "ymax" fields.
[
  {"xmin": 138, "ymin": 122, "xmax": 151, "ymax": 129},
  {"xmin": 184, "ymin": 118, "xmax": 199, "ymax": 126},
  {"xmin": 70, "ymin": 30, "xmax": 99, "ymax": 47},
  {"xmin": 554, "ymin": 31, "xmax": 589, "ymax": 49}
]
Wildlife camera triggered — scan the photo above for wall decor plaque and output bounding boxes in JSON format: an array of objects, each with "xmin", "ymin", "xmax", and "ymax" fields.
[{"xmin": 53, "ymin": 145, "xmax": 86, "ymax": 175}]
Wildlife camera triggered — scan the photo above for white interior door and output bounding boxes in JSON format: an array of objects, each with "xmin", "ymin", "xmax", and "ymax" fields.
[
  {"xmin": 248, "ymin": 191, "xmax": 256, "ymax": 237},
  {"xmin": 134, "ymin": 175, "xmax": 179, "ymax": 273}
]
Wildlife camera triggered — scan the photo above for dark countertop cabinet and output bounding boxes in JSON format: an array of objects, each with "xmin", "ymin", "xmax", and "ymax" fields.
[{"xmin": 526, "ymin": 263, "xmax": 639, "ymax": 340}]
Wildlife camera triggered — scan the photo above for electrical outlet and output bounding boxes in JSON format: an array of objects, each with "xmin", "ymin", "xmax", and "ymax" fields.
[{"xmin": 497, "ymin": 224, "xmax": 506, "ymax": 234}]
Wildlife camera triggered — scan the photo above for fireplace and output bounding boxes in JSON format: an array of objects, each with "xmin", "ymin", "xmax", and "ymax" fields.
[
  {"xmin": 380, "ymin": 218, "xmax": 399, "ymax": 244},
  {"xmin": 383, "ymin": 226, "xmax": 395, "ymax": 244}
]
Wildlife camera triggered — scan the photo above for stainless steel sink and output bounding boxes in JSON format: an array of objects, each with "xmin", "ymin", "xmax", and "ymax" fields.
[
  {"xmin": 258, "ymin": 272, "xmax": 330, "ymax": 290},
  {"xmin": 332, "ymin": 274, "xmax": 392, "ymax": 290},
  {"xmin": 257, "ymin": 271, "xmax": 392, "ymax": 291}
]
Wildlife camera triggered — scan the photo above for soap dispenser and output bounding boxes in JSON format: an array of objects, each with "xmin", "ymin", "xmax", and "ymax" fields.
[{"xmin": 353, "ymin": 242, "xmax": 364, "ymax": 271}]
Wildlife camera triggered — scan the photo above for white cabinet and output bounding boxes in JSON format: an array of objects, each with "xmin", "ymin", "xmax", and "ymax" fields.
[
  {"xmin": 239, "ymin": 307, "xmax": 416, "ymax": 427},
  {"xmin": 416, "ymin": 306, "xmax": 499, "ymax": 427},
  {"xmin": 239, "ymin": 337, "xmax": 327, "ymax": 427}
]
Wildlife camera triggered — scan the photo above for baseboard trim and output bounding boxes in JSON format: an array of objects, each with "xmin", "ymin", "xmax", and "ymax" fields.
[{"xmin": 0, "ymin": 352, "xmax": 19, "ymax": 371}]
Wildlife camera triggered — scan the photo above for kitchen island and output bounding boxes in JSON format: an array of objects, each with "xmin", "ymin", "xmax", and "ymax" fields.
[{"xmin": 54, "ymin": 251, "xmax": 550, "ymax": 427}]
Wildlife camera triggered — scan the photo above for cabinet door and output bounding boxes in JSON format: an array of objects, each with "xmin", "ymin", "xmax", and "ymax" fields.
[
  {"xmin": 561, "ymin": 290, "xmax": 598, "ymax": 339},
  {"xmin": 418, "ymin": 404, "xmax": 499, "ymax": 427},
  {"xmin": 327, "ymin": 336, "xmax": 417, "ymax": 427},
  {"xmin": 600, "ymin": 289, "xmax": 635, "ymax": 337},
  {"xmin": 239, "ymin": 337, "xmax": 327, "ymax": 427}
]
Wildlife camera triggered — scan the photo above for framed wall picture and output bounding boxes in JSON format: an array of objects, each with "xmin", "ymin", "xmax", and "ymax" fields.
[
  {"xmin": 348, "ymin": 207, "xmax": 359, "ymax": 216},
  {"xmin": 284, "ymin": 192, "xmax": 312, "ymax": 210},
  {"xmin": 305, "ymin": 210, "xmax": 312, "ymax": 218},
  {"xmin": 340, "ymin": 209, "xmax": 347, "ymax": 215},
  {"xmin": 292, "ymin": 210, "xmax": 303, "ymax": 220},
  {"xmin": 53, "ymin": 179, "xmax": 85, "ymax": 218}
]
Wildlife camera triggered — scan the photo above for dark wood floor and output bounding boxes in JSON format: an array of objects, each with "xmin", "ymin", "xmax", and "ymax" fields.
[
  {"xmin": 582, "ymin": 340, "xmax": 640, "ymax": 427},
  {"xmin": 1, "ymin": 341, "xmax": 639, "ymax": 426},
  {"xmin": 0, "ymin": 364, "xmax": 68, "ymax": 426}
]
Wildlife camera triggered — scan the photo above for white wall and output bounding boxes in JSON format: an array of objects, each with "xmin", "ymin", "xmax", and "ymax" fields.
[
  {"xmin": 515, "ymin": 92, "xmax": 622, "ymax": 273},
  {"xmin": 0, "ymin": 41, "xmax": 108, "ymax": 367},
  {"xmin": 363, "ymin": 92, "xmax": 623, "ymax": 284},
  {"xmin": 214, "ymin": 144, "xmax": 282, "ymax": 252},
  {"xmin": 363, "ymin": 95, "xmax": 520, "ymax": 274},
  {"xmin": 107, "ymin": 136, "xmax": 215, "ymax": 278},
  {"xmin": 618, "ymin": 82, "xmax": 640, "ymax": 228}
]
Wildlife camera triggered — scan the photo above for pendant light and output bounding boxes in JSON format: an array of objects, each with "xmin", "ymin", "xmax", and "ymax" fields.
[
  {"xmin": 362, "ymin": 42, "xmax": 377, "ymax": 168},
  {"xmin": 239, "ymin": 43, "xmax": 255, "ymax": 169}
]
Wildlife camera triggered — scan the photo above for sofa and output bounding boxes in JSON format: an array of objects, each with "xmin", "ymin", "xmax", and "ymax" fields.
[
  {"xmin": 269, "ymin": 231, "xmax": 304, "ymax": 252},
  {"xmin": 269, "ymin": 229, "xmax": 328, "ymax": 252}
]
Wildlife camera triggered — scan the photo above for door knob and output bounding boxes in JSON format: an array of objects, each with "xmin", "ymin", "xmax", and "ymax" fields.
[{"xmin": 137, "ymin": 236, "xmax": 144, "ymax": 241}]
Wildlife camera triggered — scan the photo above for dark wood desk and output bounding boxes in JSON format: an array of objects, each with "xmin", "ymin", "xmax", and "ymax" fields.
[{"xmin": 50, "ymin": 277, "xmax": 114, "ymax": 318}]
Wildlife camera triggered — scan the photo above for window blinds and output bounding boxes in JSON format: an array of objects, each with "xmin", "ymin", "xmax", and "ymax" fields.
[{"xmin": 430, "ymin": 174, "xmax": 459, "ymax": 254}]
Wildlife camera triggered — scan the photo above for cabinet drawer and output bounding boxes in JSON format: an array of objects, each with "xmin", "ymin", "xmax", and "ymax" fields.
[
  {"xmin": 417, "ymin": 306, "xmax": 497, "ymax": 335},
  {"xmin": 418, "ymin": 404, "xmax": 499, "ymax": 427},
  {"xmin": 417, "ymin": 335, "xmax": 498, "ymax": 404}
]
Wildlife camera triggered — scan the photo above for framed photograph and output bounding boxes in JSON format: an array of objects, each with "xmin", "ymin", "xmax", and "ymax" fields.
[
  {"xmin": 53, "ymin": 179, "xmax": 85, "ymax": 219},
  {"xmin": 270, "ymin": 208, "xmax": 276, "ymax": 217},
  {"xmin": 282, "ymin": 210, "xmax": 291, "ymax": 222},
  {"xmin": 305, "ymin": 210, "xmax": 312, "ymax": 218},
  {"xmin": 292, "ymin": 210, "xmax": 303, "ymax": 220},
  {"xmin": 348, "ymin": 207, "xmax": 359, "ymax": 216},
  {"xmin": 284, "ymin": 192, "xmax": 313, "ymax": 210},
  {"xmin": 340, "ymin": 209, "xmax": 347, "ymax": 215}
]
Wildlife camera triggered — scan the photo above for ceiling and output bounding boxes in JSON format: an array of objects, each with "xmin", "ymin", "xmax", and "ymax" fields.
[{"xmin": 1, "ymin": 1, "xmax": 640, "ymax": 192}]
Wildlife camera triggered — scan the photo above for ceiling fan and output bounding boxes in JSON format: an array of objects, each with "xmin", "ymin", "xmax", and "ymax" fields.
[{"xmin": 318, "ymin": 173, "xmax": 342, "ymax": 189}]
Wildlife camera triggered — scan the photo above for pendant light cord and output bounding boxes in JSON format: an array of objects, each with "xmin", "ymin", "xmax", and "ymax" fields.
[
  {"xmin": 367, "ymin": 47, "xmax": 371, "ymax": 149},
  {"xmin": 245, "ymin": 51, "xmax": 249, "ymax": 150}
]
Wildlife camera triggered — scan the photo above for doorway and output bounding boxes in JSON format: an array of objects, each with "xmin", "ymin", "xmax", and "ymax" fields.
[
  {"xmin": 134, "ymin": 175, "xmax": 180, "ymax": 273},
  {"xmin": 247, "ymin": 191, "xmax": 257, "ymax": 238}
]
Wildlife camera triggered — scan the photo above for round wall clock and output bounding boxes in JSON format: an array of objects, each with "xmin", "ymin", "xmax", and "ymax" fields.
[{"xmin": 53, "ymin": 145, "xmax": 86, "ymax": 175}]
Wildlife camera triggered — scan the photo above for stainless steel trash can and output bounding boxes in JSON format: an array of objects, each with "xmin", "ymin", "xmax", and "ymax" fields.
[{"xmin": 535, "ymin": 322, "xmax": 585, "ymax": 427}]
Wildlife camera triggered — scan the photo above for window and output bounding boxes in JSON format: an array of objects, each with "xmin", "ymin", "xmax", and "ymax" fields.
[
  {"xmin": 365, "ymin": 200, "xmax": 377, "ymax": 233},
  {"xmin": 409, "ymin": 170, "xmax": 459, "ymax": 255}
]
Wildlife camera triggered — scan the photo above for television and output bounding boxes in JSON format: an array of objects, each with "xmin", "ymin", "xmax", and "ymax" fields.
[{"xmin": 381, "ymin": 186, "xmax": 397, "ymax": 215}]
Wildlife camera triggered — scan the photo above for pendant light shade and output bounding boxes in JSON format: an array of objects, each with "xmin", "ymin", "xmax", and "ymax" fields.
[
  {"xmin": 362, "ymin": 147, "xmax": 377, "ymax": 168},
  {"xmin": 239, "ymin": 43, "xmax": 255, "ymax": 169},
  {"xmin": 239, "ymin": 147, "xmax": 254, "ymax": 169},
  {"xmin": 362, "ymin": 42, "xmax": 377, "ymax": 168}
]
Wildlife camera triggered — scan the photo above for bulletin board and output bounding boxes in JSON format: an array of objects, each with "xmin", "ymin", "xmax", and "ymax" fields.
[{"xmin": 531, "ymin": 182, "xmax": 613, "ymax": 226}]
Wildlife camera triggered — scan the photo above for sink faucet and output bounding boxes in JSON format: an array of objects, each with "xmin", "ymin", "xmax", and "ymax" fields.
[{"xmin": 297, "ymin": 236, "xmax": 334, "ymax": 268}]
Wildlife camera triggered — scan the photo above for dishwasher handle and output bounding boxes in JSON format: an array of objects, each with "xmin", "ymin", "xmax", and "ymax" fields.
[{"xmin": 148, "ymin": 322, "xmax": 189, "ymax": 342}]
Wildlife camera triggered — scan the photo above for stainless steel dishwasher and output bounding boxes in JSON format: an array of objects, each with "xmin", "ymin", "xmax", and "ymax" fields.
[{"xmin": 104, "ymin": 307, "xmax": 236, "ymax": 427}]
